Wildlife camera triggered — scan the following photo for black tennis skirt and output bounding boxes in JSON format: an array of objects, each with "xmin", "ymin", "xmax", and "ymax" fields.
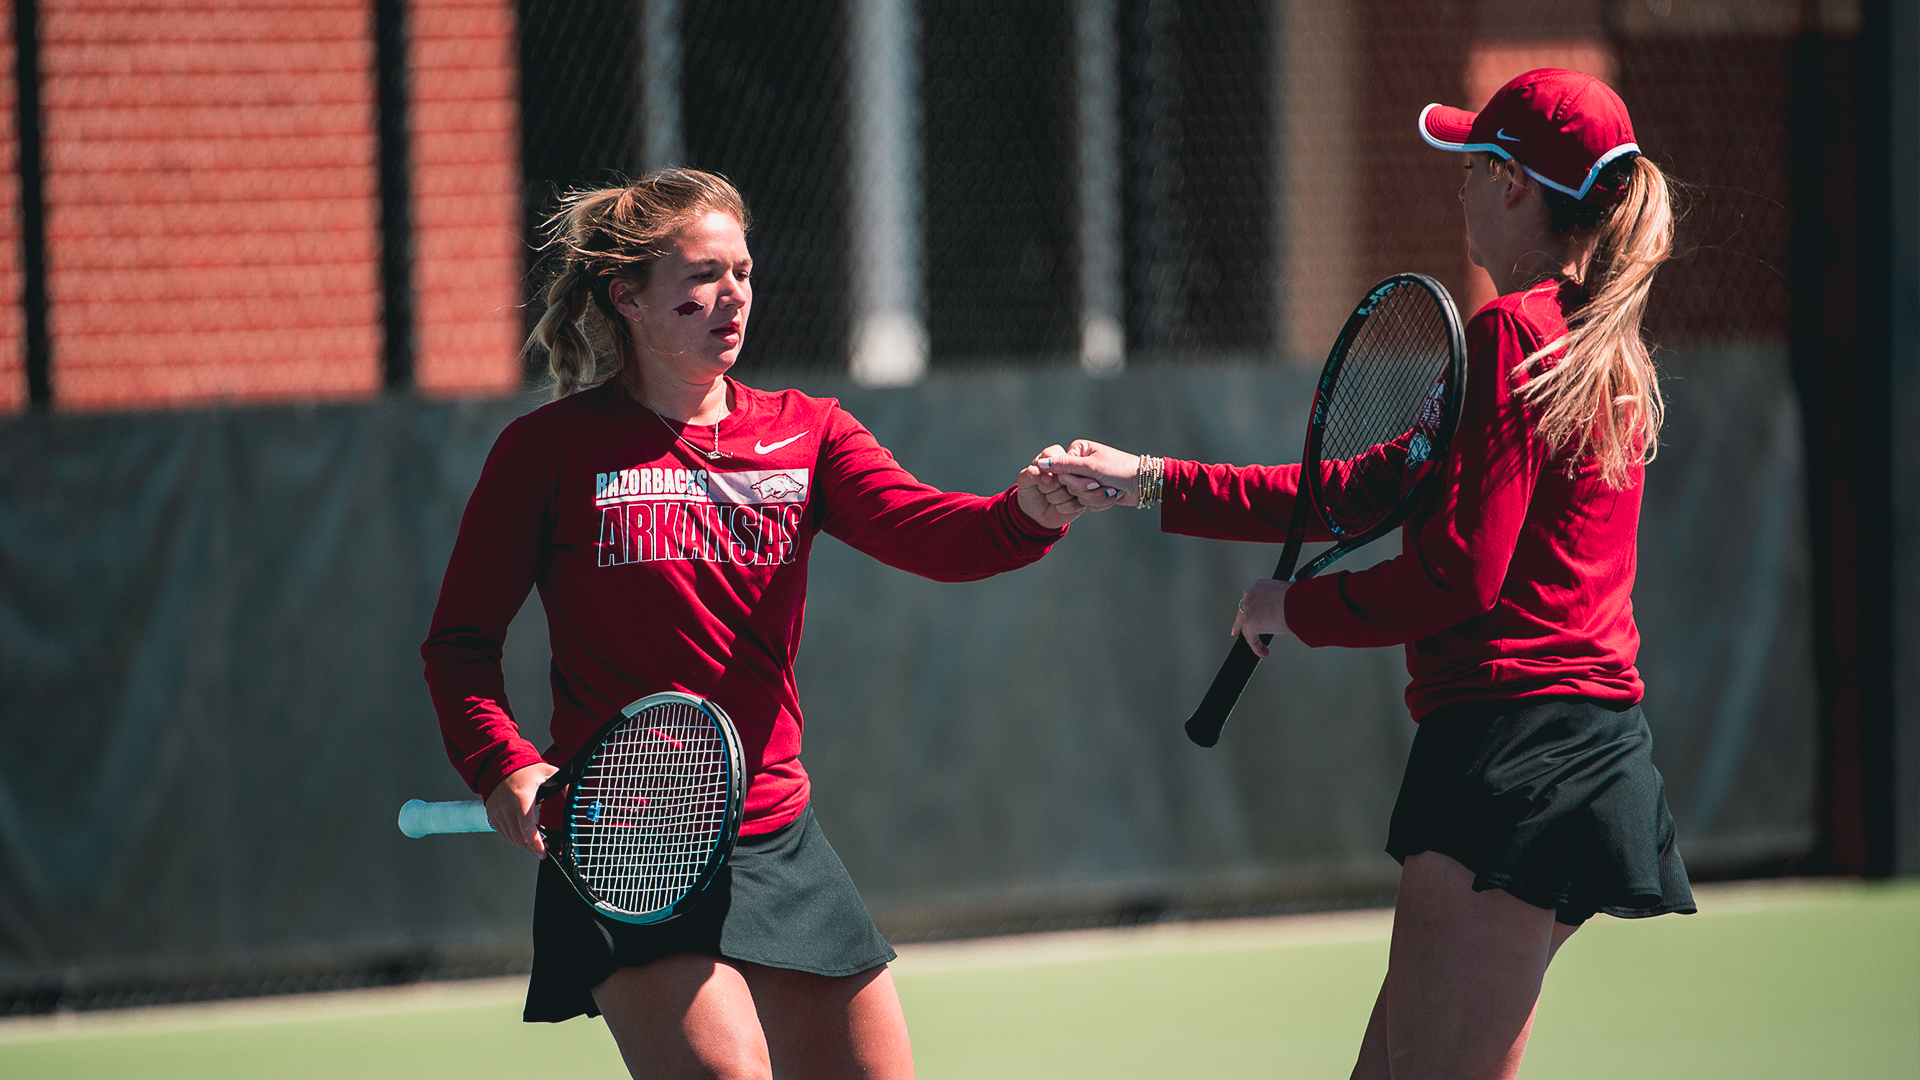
[
  {"xmin": 523, "ymin": 804, "xmax": 896, "ymax": 1023},
  {"xmin": 1387, "ymin": 696, "xmax": 1696, "ymax": 926}
]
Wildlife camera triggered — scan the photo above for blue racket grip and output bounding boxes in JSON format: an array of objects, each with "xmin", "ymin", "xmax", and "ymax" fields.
[
  {"xmin": 398, "ymin": 798, "xmax": 492, "ymax": 838},
  {"xmin": 1183, "ymin": 634, "xmax": 1268, "ymax": 747}
]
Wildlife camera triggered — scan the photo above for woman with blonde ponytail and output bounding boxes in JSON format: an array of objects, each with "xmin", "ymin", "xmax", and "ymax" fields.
[
  {"xmin": 422, "ymin": 168, "xmax": 1084, "ymax": 1079},
  {"xmin": 1036, "ymin": 70, "xmax": 1694, "ymax": 1078}
]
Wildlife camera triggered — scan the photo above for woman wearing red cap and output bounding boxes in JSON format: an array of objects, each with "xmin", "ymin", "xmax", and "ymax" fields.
[{"xmin": 1039, "ymin": 69, "xmax": 1692, "ymax": 1077}]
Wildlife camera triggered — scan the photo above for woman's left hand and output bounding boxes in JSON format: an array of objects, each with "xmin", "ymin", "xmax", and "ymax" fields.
[{"xmin": 1229, "ymin": 578, "xmax": 1292, "ymax": 658}]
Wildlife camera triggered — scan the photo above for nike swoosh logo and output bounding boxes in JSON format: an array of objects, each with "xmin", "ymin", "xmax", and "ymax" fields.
[
  {"xmin": 754, "ymin": 432, "xmax": 808, "ymax": 455},
  {"xmin": 1496, "ymin": 128, "xmax": 1520, "ymax": 142}
]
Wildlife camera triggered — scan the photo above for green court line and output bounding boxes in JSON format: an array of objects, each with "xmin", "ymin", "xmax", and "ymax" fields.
[{"xmin": 2, "ymin": 879, "xmax": 1914, "ymax": 1080}]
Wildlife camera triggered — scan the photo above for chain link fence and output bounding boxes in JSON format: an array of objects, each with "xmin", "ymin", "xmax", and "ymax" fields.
[
  {"xmin": 517, "ymin": 0, "xmax": 1818, "ymax": 377},
  {"xmin": 0, "ymin": 0, "xmax": 1836, "ymax": 411}
]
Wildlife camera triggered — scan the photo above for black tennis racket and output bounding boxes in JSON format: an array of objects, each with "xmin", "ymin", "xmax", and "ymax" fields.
[
  {"xmin": 1184, "ymin": 273, "xmax": 1467, "ymax": 748},
  {"xmin": 399, "ymin": 691, "xmax": 747, "ymax": 924}
]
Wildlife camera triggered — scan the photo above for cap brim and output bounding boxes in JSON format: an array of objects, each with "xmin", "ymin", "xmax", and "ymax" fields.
[{"xmin": 1419, "ymin": 103, "xmax": 1477, "ymax": 151}]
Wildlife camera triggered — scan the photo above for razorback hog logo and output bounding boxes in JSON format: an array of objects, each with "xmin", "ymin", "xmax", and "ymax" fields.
[{"xmin": 752, "ymin": 473, "xmax": 806, "ymax": 500}]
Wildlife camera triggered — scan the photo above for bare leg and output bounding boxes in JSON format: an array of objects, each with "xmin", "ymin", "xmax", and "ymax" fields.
[
  {"xmin": 1349, "ymin": 853, "xmax": 1581, "ymax": 1080},
  {"xmin": 591, "ymin": 955, "xmax": 914, "ymax": 1080},
  {"xmin": 593, "ymin": 954, "xmax": 772, "ymax": 1080},
  {"xmin": 745, "ymin": 962, "xmax": 915, "ymax": 1080}
]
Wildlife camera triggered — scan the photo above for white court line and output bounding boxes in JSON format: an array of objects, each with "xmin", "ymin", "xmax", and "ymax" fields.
[{"xmin": 0, "ymin": 878, "xmax": 1879, "ymax": 1043}]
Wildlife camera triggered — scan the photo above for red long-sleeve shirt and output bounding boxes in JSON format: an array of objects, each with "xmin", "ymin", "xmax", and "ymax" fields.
[
  {"xmin": 1160, "ymin": 280, "xmax": 1644, "ymax": 719},
  {"xmin": 422, "ymin": 378, "xmax": 1067, "ymax": 835}
]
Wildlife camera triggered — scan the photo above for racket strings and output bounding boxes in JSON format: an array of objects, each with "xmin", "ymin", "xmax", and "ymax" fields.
[
  {"xmin": 1317, "ymin": 285, "xmax": 1454, "ymax": 536},
  {"xmin": 567, "ymin": 701, "xmax": 734, "ymax": 917}
]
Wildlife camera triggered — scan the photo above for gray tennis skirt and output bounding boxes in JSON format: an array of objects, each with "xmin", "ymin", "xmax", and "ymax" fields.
[
  {"xmin": 1386, "ymin": 696, "xmax": 1696, "ymax": 926},
  {"xmin": 523, "ymin": 804, "xmax": 896, "ymax": 1023}
]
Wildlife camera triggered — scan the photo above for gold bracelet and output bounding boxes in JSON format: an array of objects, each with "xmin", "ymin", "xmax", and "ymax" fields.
[{"xmin": 1136, "ymin": 455, "xmax": 1163, "ymax": 510}]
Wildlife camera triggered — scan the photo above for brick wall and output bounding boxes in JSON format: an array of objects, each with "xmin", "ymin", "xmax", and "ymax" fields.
[
  {"xmin": 19, "ymin": 0, "xmax": 520, "ymax": 413},
  {"xmin": 41, "ymin": 0, "xmax": 382, "ymax": 410},
  {"xmin": 410, "ymin": 0, "xmax": 521, "ymax": 397}
]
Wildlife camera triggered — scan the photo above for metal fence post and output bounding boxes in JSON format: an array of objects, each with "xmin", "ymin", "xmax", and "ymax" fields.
[
  {"xmin": 376, "ymin": 0, "xmax": 415, "ymax": 393},
  {"xmin": 1075, "ymin": 0, "xmax": 1124, "ymax": 375},
  {"xmin": 637, "ymin": 0, "xmax": 684, "ymax": 173},
  {"xmin": 15, "ymin": 0, "xmax": 47, "ymax": 410},
  {"xmin": 847, "ymin": 0, "xmax": 927, "ymax": 385}
]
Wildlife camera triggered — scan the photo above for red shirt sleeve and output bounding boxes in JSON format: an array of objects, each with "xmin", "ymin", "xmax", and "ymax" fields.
[
  {"xmin": 1158, "ymin": 436, "xmax": 1424, "ymax": 546},
  {"xmin": 1283, "ymin": 307, "xmax": 1551, "ymax": 647},
  {"xmin": 420, "ymin": 419, "xmax": 554, "ymax": 799},
  {"xmin": 1158, "ymin": 459, "xmax": 1339, "ymax": 544},
  {"xmin": 811, "ymin": 404, "xmax": 1067, "ymax": 579}
]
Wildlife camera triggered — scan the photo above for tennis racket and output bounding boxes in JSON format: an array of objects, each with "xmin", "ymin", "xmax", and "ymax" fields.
[
  {"xmin": 398, "ymin": 691, "xmax": 747, "ymax": 924},
  {"xmin": 1184, "ymin": 273, "xmax": 1467, "ymax": 748}
]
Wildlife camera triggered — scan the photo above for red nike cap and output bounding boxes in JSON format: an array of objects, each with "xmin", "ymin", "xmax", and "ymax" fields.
[{"xmin": 1419, "ymin": 68, "xmax": 1639, "ymax": 205}]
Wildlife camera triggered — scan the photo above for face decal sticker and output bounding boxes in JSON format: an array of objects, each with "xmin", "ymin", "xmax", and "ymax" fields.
[{"xmin": 674, "ymin": 301, "xmax": 703, "ymax": 317}]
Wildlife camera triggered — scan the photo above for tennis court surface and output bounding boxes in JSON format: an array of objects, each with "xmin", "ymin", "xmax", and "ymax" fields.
[{"xmin": 1, "ymin": 878, "xmax": 1912, "ymax": 1079}]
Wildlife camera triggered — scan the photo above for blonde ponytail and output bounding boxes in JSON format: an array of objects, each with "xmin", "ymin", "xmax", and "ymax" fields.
[
  {"xmin": 522, "ymin": 169, "xmax": 751, "ymax": 400},
  {"xmin": 1518, "ymin": 154, "xmax": 1675, "ymax": 489},
  {"xmin": 529, "ymin": 264, "xmax": 603, "ymax": 398}
]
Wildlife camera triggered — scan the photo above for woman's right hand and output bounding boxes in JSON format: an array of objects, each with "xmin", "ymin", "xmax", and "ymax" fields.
[
  {"xmin": 1019, "ymin": 444, "xmax": 1089, "ymax": 528},
  {"xmin": 486, "ymin": 761, "xmax": 560, "ymax": 857},
  {"xmin": 1040, "ymin": 440, "xmax": 1141, "ymax": 508}
]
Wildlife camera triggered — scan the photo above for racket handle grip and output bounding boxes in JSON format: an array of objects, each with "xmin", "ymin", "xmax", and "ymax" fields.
[
  {"xmin": 397, "ymin": 799, "xmax": 493, "ymax": 838},
  {"xmin": 1183, "ymin": 635, "xmax": 1268, "ymax": 748}
]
